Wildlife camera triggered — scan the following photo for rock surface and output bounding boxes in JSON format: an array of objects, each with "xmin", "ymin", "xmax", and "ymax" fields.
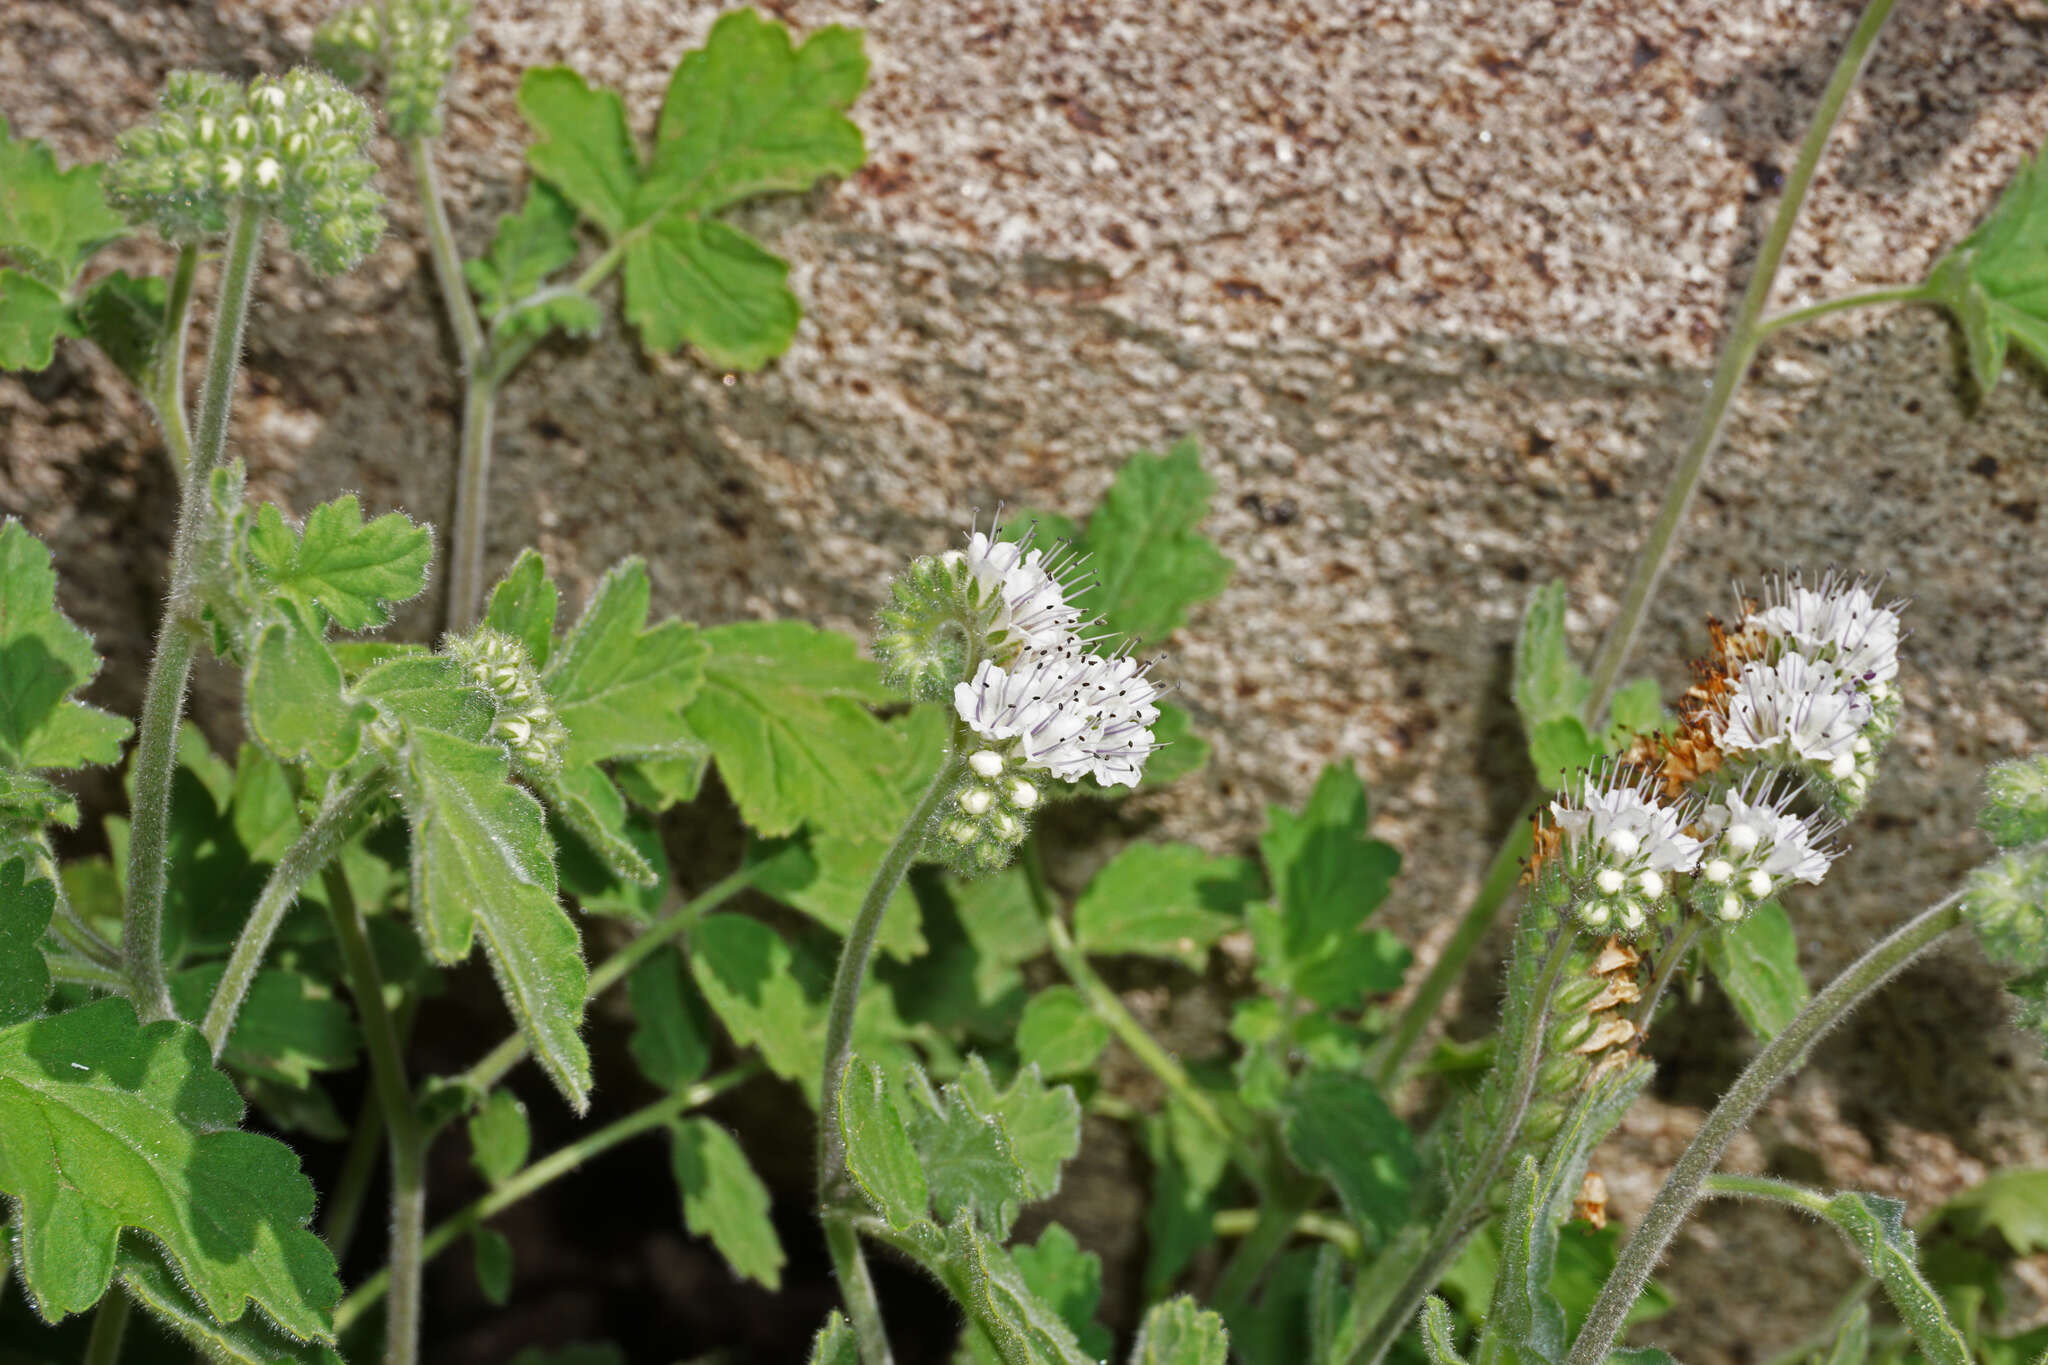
[{"xmin": 5, "ymin": 0, "xmax": 2048, "ymax": 1357}]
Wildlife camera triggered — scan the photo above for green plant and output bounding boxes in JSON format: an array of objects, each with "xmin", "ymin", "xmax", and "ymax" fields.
[{"xmin": 3, "ymin": 1, "xmax": 2048, "ymax": 1364}]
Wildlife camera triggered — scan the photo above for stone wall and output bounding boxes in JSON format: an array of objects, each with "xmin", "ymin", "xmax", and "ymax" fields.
[{"xmin": 5, "ymin": 0, "xmax": 2048, "ymax": 1355}]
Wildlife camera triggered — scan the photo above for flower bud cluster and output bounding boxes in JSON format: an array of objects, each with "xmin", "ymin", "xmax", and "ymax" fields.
[
  {"xmin": 449, "ymin": 628, "xmax": 566, "ymax": 770},
  {"xmin": 933, "ymin": 747, "xmax": 1053, "ymax": 875},
  {"xmin": 314, "ymin": 0, "xmax": 472, "ymax": 140},
  {"xmin": 1511, "ymin": 938, "xmax": 1643, "ymax": 1174},
  {"xmin": 1691, "ymin": 775, "xmax": 1842, "ymax": 924},
  {"xmin": 105, "ymin": 68, "xmax": 385, "ymax": 274},
  {"xmin": 1538, "ymin": 763, "xmax": 1702, "ymax": 938}
]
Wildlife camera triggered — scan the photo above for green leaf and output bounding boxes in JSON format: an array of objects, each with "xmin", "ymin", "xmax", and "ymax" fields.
[
  {"xmin": 0, "ymin": 998, "xmax": 340, "ymax": 1337},
  {"xmin": 1281, "ymin": 1069, "xmax": 1418, "ymax": 1244},
  {"xmin": 1929, "ymin": 152, "xmax": 2048, "ymax": 393},
  {"xmin": 388, "ymin": 722, "xmax": 591, "ymax": 1111},
  {"xmin": 543, "ymin": 560, "xmax": 707, "ymax": 766},
  {"xmin": 1982, "ymin": 755, "xmax": 2048, "ymax": 850},
  {"xmin": 468, "ymin": 1089, "xmax": 531, "ymax": 1186},
  {"xmin": 1253, "ymin": 762, "xmax": 1407, "ymax": 1010},
  {"xmin": 1009, "ymin": 1224, "xmax": 1113, "ymax": 1360},
  {"xmin": 1136, "ymin": 701, "xmax": 1210, "ymax": 788},
  {"xmin": 1936, "ymin": 1169, "xmax": 2048, "ymax": 1255},
  {"xmin": 466, "ymin": 180, "xmax": 581, "ymax": 318},
  {"xmin": 810, "ymin": 1313, "xmax": 860, "ymax": 1365},
  {"xmin": 0, "ymin": 519, "xmax": 130, "ymax": 771},
  {"xmin": 749, "ymin": 829, "xmax": 926, "ymax": 961},
  {"xmin": 517, "ymin": 68, "xmax": 640, "ymax": 238},
  {"xmin": 0, "ymin": 116, "xmax": 127, "ymax": 286},
  {"xmin": 1073, "ymin": 438, "xmax": 1231, "ymax": 642},
  {"xmin": 117, "ymin": 1239, "xmax": 342, "ymax": 1365},
  {"xmin": 838, "ymin": 1057, "xmax": 929, "ymax": 1230},
  {"xmin": 0, "ymin": 857, "xmax": 54, "ymax": 1026},
  {"xmin": 623, "ymin": 206, "xmax": 800, "ymax": 369},
  {"xmin": 639, "ymin": 10, "xmax": 866, "ymax": 218},
  {"xmin": 1421, "ymin": 1297, "xmax": 1470, "ymax": 1365},
  {"xmin": 687, "ymin": 620, "xmax": 902, "ymax": 840},
  {"xmin": 0, "ymin": 267, "xmax": 74, "ymax": 370},
  {"xmin": 473, "ymin": 1226, "xmax": 513, "ymax": 1307},
  {"xmin": 669, "ymin": 1116, "xmax": 785, "ymax": 1289},
  {"xmin": 689, "ymin": 913, "xmax": 819, "ymax": 1097},
  {"xmin": 952, "ymin": 1057, "xmax": 1082, "ymax": 1209},
  {"xmin": 1139, "ymin": 1105, "xmax": 1228, "ymax": 1296},
  {"xmin": 1822, "ymin": 1302, "xmax": 1870, "ymax": 1365},
  {"xmin": 485, "ymin": 549, "xmax": 560, "ymax": 668},
  {"xmin": 76, "ymin": 270, "xmax": 166, "ymax": 387},
  {"xmin": 500, "ymin": 290, "xmax": 603, "ymax": 343},
  {"xmin": 1513, "ymin": 581, "xmax": 1589, "ymax": 729},
  {"xmin": 1703, "ymin": 901, "xmax": 1808, "ymax": 1040},
  {"xmin": 532, "ymin": 760, "xmax": 658, "ymax": 888},
  {"xmin": 1014, "ymin": 986, "xmax": 1109, "ymax": 1078},
  {"xmin": 902, "ymin": 1060, "xmax": 1029, "ymax": 1238},
  {"xmin": 1481, "ymin": 1156, "xmax": 1569, "ymax": 1365},
  {"xmin": 245, "ymin": 496, "xmax": 433, "ymax": 632},
  {"xmin": 1822, "ymin": 1190, "xmax": 1968, "ymax": 1365},
  {"xmin": 245, "ymin": 603, "xmax": 367, "ymax": 768},
  {"xmin": 1526, "ymin": 716, "xmax": 1601, "ymax": 791},
  {"xmin": 626, "ymin": 947, "xmax": 711, "ymax": 1091},
  {"xmin": 167, "ymin": 966, "xmax": 358, "ymax": 1089},
  {"xmin": 945, "ymin": 1215, "xmax": 1097, "ymax": 1365},
  {"xmin": 1606, "ymin": 677, "xmax": 1664, "ymax": 744},
  {"xmin": 1131, "ymin": 1297, "xmax": 1231, "ymax": 1365},
  {"xmin": 1073, "ymin": 842, "xmax": 1260, "ymax": 968}
]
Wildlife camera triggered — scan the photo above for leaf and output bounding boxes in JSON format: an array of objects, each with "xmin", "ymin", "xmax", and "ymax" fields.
[
  {"xmin": 1281, "ymin": 1069, "xmax": 1418, "ymax": 1244},
  {"xmin": 0, "ymin": 998, "xmax": 340, "ymax": 1337},
  {"xmin": 1937, "ymin": 1168, "xmax": 2048, "ymax": 1256},
  {"xmin": 1131, "ymin": 1298, "xmax": 1231, "ymax": 1365},
  {"xmin": 1606, "ymin": 677, "xmax": 1664, "ymax": 744},
  {"xmin": 669, "ymin": 1116, "xmax": 785, "ymax": 1289},
  {"xmin": 543, "ymin": 560, "xmax": 707, "ymax": 766},
  {"xmin": 469, "ymin": 1089, "xmax": 531, "ymax": 1186},
  {"xmin": 1822, "ymin": 1302, "xmax": 1870, "ymax": 1365},
  {"xmin": 1014, "ymin": 986, "xmax": 1109, "ymax": 1078},
  {"xmin": 689, "ymin": 913, "xmax": 818, "ymax": 1097},
  {"xmin": 945, "ymin": 1215, "xmax": 1098, "ymax": 1365},
  {"xmin": 1073, "ymin": 438, "xmax": 1231, "ymax": 642},
  {"xmin": 473, "ymin": 1226, "xmax": 513, "ymax": 1307},
  {"xmin": 1140, "ymin": 1106, "xmax": 1228, "ymax": 1296},
  {"xmin": 810, "ymin": 1313, "xmax": 859, "ymax": 1365},
  {"xmin": 485, "ymin": 549, "xmax": 560, "ymax": 669},
  {"xmin": 1136, "ymin": 701, "xmax": 1210, "ymax": 788},
  {"xmin": 1481, "ymin": 1156, "xmax": 1569, "ymax": 1365},
  {"xmin": 1823, "ymin": 1190, "xmax": 1968, "ymax": 1365},
  {"xmin": 1526, "ymin": 716, "xmax": 1601, "ymax": 791},
  {"xmin": 245, "ymin": 603, "xmax": 368, "ymax": 769},
  {"xmin": 1009, "ymin": 1224, "xmax": 1113, "ymax": 1360},
  {"xmin": 517, "ymin": 68, "xmax": 640, "ymax": 238},
  {"xmin": 1929, "ymin": 152, "xmax": 2048, "ymax": 393},
  {"xmin": 1253, "ymin": 762, "xmax": 1408, "ymax": 1010},
  {"xmin": 0, "ymin": 857, "xmax": 54, "ymax": 1026},
  {"xmin": 0, "ymin": 116, "xmax": 127, "ymax": 286},
  {"xmin": 388, "ymin": 722, "xmax": 591, "ymax": 1111},
  {"xmin": 167, "ymin": 966, "xmax": 359, "ymax": 1089},
  {"xmin": 686, "ymin": 620, "xmax": 902, "ymax": 840},
  {"xmin": 749, "ymin": 829, "xmax": 926, "ymax": 960},
  {"xmin": 1073, "ymin": 843, "xmax": 1260, "ymax": 968},
  {"xmin": 0, "ymin": 267, "xmax": 74, "ymax": 370},
  {"xmin": 838, "ymin": 1058, "xmax": 929, "ymax": 1230},
  {"xmin": 1513, "ymin": 581, "xmax": 1589, "ymax": 730},
  {"xmin": 623, "ymin": 213, "xmax": 801, "ymax": 371},
  {"xmin": 952, "ymin": 1057, "xmax": 1082, "ymax": 1209},
  {"xmin": 465, "ymin": 181, "xmax": 581, "ymax": 319},
  {"xmin": 245, "ymin": 496, "xmax": 433, "ymax": 633},
  {"xmin": 626, "ymin": 947, "xmax": 712, "ymax": 1091},
  {"xmin": 117, "ymin": 1239, "xmax": 342, "ymax": 1365},
  {"xmin": 1703, "ymin": 901, "xmax": 1808, "ymax": 1040},
  {"xmin": 76, "ymin": 270, "xmax": 166, "ymax": 387},
  {"xmin": 533, "ymin": 761, "xmax": 658, "ymax": 888},
  {"xmin": 902, "ymin": 1061, "xmax": 1029, "ymax": 1239},
  {"xmin": 501, "ymin": 291, "xmax": 603, "ymax": 343},
  {"xmin": 0, "ymin": 519, "xmax": 130, "ymax": 771}
]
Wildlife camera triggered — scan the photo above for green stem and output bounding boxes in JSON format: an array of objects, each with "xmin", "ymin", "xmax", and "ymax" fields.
[
  {"xmin": 1375, "ymin": 807, "xmax": 1537, "ymax": 1088},
  {"xmin": 1580, "ymin": 0, "xmax": 1900, "ymax": 720},
  {"xmin": 35, "ymin": 839, "xmax": 120, "ymax": 967},
  {"xmin": 1023, "ymin": 837, "xmax": 1245, "ymax": 1163},
  {"xmin": 1563, "ymin": 891, "xmax": 1965, "ymax": 1365},
  {"xmin": 200, "ymin": 770, "xmax": 386, "ymax": 1056},
  {"xmin": 824, "ymin": 1213, "xmax": 896, "ymax": 1365},
  {"xmin": 322, "ymin": 987, "xmax": 415, "ymax": 1265},
  {"xmin": 444, "ymin": 372, "xmax": 499, "ymax": 632},
  {"xmin": 1213, "ymin": 1186, "xmax": 1318, "ymax": 1308},
  {"xmin": 322, "ymin": 853, "xmax": 426, "ymax": 1365},
  {"xmin": 409, "ymin": 140, "xmax": 484, "ymax": 370},
  {"xmin": 1753, "ymin": 283, "xmax": 1935, "ymax": 343},
  {"xmin": 1214, "ymin": 1208, "xmax": 1363, "ymax": 1260},
  {"xmin": 451, "ymin": 860, "xmax": 770, "ymax": 1103},
  {"xmin": 153, "ymin": 244, "xmax": 198, "ymax": 478},
  {"xmin": 1347, "ymin": 929, "xmax": 1579, "ymax": 1365},
  {"xmin": 1632, "ymin": 916, "xmax": 1705, "ymax": 1035},
  {"xmin": 333, "ymin": 1064, "xmax": 755, "ymax": 1333},
  {"xmin": 123, "ymin": 204, "xmax": 267, "ymax": 1022},
  {"xmin": 1700, "ymin": 1170, "xmax": 1830, "ymax": 1212},
  {"xmin": 47, "ymin": 956, "xmax": 129, "ymax": 992},
  {"xmin": 80, "ymin": 1294, "xmax": 130, "ymax": 1365}
]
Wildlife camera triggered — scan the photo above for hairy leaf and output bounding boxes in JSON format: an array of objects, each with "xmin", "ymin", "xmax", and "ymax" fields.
[
  {"xmin": 1253, "ymin": 762, "xmax": 1407, "ymax": 1009},
  {"xmin": 486, "ymin": 549, "xmax": 560, "ymax": 668},
  {"xmin": 0, "ymin": 857, "xmax": 54, "ymax": 1026},
  {"xmin": 1015, "ymin": 986, "xmax": 1109, "ymax": 1078},
  {"xmin": 749, "ymin": 829, "xmax": 926, "ymax": 960},
  {"xmin": 0, "ymin": 999, "xmax": 340, "ymax": 1337},
  {"xmin": 1073, "ymin": 842, "xmax": 1259, "ymax": 968},
  {"xmin": 1929, "ymin": 152, "xmax": 2048, "ymax": 393},
  {"xmin": 946, "ymin": 1216, "xmax": 1097, "ymax": 1365},
  {"xmin": 1282, "ymin": 1069, "xmax": 1417, "ymax": 1244},
  {"xmin": 0, "ymin": 267, "xmax": 76, "ymax": 370},
  {"xmin": 1703, "ymin": 901, "xmax": 1808, "ymax": 1040},
  {"xmin": 903, "ymin": 1063, "xmax": 1027, "ymax": 1239},
  {"xmin": 543, "ymin": 560, "xmax": 706, "ymax": 766},
  {"xmin": 689, "ymin": 913, "xmax": 818, "ymax": 1096},
  {"xmin": 838, "ymin": 1057, "xmax": 928, "ymax": 1230},
  {"xmin": 245, "ymin": 496, "xmax": 433, "ymax": 632},
  {"xmin": 1513, "ymin": 581, "xmax": 1589, "ymax": 729},
  {"xmin": 245, "ymin": 602, "xmax": 367, "ymax": 769},
  {"xmin": 669, "ymin": 1117, "xmax": 785, "ymax": 1289},
  {"xmin": 809, "ymin": 1314, "xmax": 859, "ymax": 1365},
  {"xmin": 1074, "ymin": 438, "xmax": 1231, "ymax": 642},
  {"xmin": 953, "ymin": 1057, "xmax": 1081, "ymax": 1206},
  {"xmin": 1421, "ymin": 1297, "xmax": 1470, "ymax": 1365},
  {"xmin": 0, "ymin": 116, "xmax": 126, "ymax": 286},
  {"xmin": 1823, "ymin": 1190, "xmax": 1968, "ymax": 1365},
  {"xmin": 117, "ymin": 1240, "xmax": 342, "ymax": 1365},
  {"xmin": 1937, "ymin": 1169, "xmax": 2048, "ymax": 1256},
  {"xmin": 622, "ymin": 213, "xmax": 800, "ymax": 369},
  {"xmin": 76, "ymin": 270, "xmax": 166, "ymax": 387},
  {"xmin": 167, "ymin": 966, "xmax": 359, "ymax": 1089},
  {"xmin": 626, "ymin": 947, "xmax": 712, "ymax": 1091},
  {"xmin": 0, "ymin": 519, "xmax": 130, "ymax": 772},
  {"xmin": 466, "ymin": 181, "xmax": 581, "ymax": 318},
  {"xmin": 517, "ymin": 68, "xmax": 639, "ymax": 238},
  {"xmin": 1132, "ymin": 1298, "xmax": 1231, "ymax": 1365},
  {"xmin": 469, "ymin": 1089, "xmax": 531, "ymax": 1186}
]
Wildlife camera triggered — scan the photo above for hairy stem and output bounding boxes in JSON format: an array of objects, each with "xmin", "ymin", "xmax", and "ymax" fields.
[
  {"xmin": 322, "ymin": 858, "xmax": 426, "ymax": 1365},
  {"xmin": 1213, "ymin": 1207, "xmax": 1364, "ymax": 1260},
  {"xmin": 200, "ymin": 770, "xmax": 386, "ymax": 1056},
  {"xmin": 333, "ymin": 1064, "xmax": 756, "ymax": 1332},
  {"xmin": 153, "ymin": 243, "xmax": 198, "ymax": 478},
  {"xmin": 1753, "ymin": 282, "xmax": 1936, "ymax": 343},
  {"xmin": 123, "ymin": 205, "xmax": 267, "ymax": 1022},
  {"xmin": 409, "ymin": 140, "xmax": 484, "ymax": 370},
  {"xmin": 444, "ymin": 374, "xmax": 499, "ymax": 632},
  {"xmin": 81, "ymin": 1294, "xmax": 130, "ymax": 1365},
  {"xmin": 1564, "ymin": 892, "xmax": 1964, "ymax": 1365},
  {"xmin": 1375, "ymin": 806, "xmax": 1537, "ymax": 1088},
  {"xmin": 1632, "ymin": 916, "xmax": 1705, "ymax": 1035},
  {"xmin": 824, "ymin": 1214, "xmax": 896, "ymax": 1365},
  {"xmin": 321, "ymin": 1043, "xmax": 390, "ymax": 1264},
  {"xmin": 1580, "ymin": 0, "xmax": 1900, "ymax": 718}
]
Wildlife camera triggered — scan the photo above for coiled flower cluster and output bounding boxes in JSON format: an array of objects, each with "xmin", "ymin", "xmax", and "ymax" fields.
[
  {"xmin": 1693, "ymin": 775, "xmax": 1842, "ymax": 923},
  {"xmin": 315, "ymin": 0, "xmax": 472, "ymax": 140},
  {"xmin": 450, "ymin": 628, "xmax": 566, "ymax": 770},
  {"xmin": 104, "ymin": 69, "xmax": 384, "ymax": 274},
  {"xmin": 1539, "ymin": 763, "xmax": 1703, "ymax": 937}
]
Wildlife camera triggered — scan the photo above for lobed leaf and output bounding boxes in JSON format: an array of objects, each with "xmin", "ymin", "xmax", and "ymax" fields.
[
  {"xmin": 0, "ymin": 857, "xmax": 54, "ymax": 1026},
  {"xmin": 0, "ymin": 116, "xmax": 127, "ymax": 287},
  {"xmin": 485, "ymin": 548, "xmax": 560, "ymax": 668},
  {"xmin": 0, "ymin": 519, "xmax": 131, "ymax": 773},
  {"xmin": 1252, "ymin": 762, "xmax": 1407, "ymax": 1010},
  {"xmin": 244, "ymin": 602, "xmax": 368, "ymax": 769},
  {"xmin": 1073, "ymin": 842, "xmax": 1259, "ymax": 968},
  {"xmin": 543, "ymin": 559, "xmax": 707, "ymax": 766},
  {"xmin": 0, "ymin": 267, "xmax": 74, "ymax": 370},
  {"xmin": 245, "ymin": 496, "xmax": 433, "ymax": 633},
  {"xmin": 837, "ymin": 1057, "xmax": 928, "ymax": 1231},
  {"xmin": 622, "ymin": 212, "xmax": 800, "ymax": 370},
  {"xmin": 167, "ymin": 965, "xmax": 359, "ymax": 1089},
  {"xmin": 1929, "ymin": 151, "xmax": 2048, "ymax": 394},
  {"xmin": 117, "ymin": 1239, "xmax": 342, "ymax": 1365},
  {"xmin": 1014, "ymin": 986, "xmax": 1109, "ymax": 1078},
  {"xmin": 466, "ymin": 181, "xmax": 582, "ymax": 319},
  {"xmin": 517, "ymin": 68, "xmax": 639, "ymax": 238},
  {"xmin": 689, "ymin": 912, "xmax": 819, "ymax": 1096},
  {"xmin": 626, "ymin": 947, "xmax": 712, "ymax": 1091},
  {"xmin": 1281, "ymin": 1069, "xmax": 1418, "ymax": 1245},
  {"xmin": 1073, "ymin": 438, "xmax": 1231, "ymax": 642},
  {"xmin": 809, "ymin": 1313, "xmax": 859, "ymax": 1365},
  {"xmin": 1512, "ymin": 581, "xmax": 1589, "ymax": 731},
  {"xmin": 669, "ymin": 1116, "xmax": 785, "ymax": 1289},
  {"xmin": 1131, "ymin": 1297, "xmax": 1231, "ymax": 1365}
]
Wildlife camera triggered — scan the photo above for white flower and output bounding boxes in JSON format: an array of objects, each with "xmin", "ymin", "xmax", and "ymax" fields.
[
  {"xmin": 948, "ymin": 522, "xmax": 1090, "ymax": 654},
  {"xmin": 1549, "ymin": 767, "xmax": 1703, "ymax": 876},
  {"xmin": 953, "ymin": 646, "xmax": 1162, "ymax": 788},
  {"xmin": 1717, "ymin": 652, "xmax": 1871, "ymax": 764},
  {"xmin": 1704, "ymin": 784, "xmax": 1839, "ymax": 887},
  {"xmin": 1747, "ymin": 571, "xmax": 1902, "ymax": 692}
]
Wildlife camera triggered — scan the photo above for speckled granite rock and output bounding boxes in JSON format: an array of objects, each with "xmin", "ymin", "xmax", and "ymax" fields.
[{"xmin": 5, "ymin": 0, "xmax": 2048, "ymax": 1356}]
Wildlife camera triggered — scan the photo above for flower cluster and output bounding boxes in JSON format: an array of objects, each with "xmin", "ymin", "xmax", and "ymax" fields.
[
  {"xmin": 1693, "ymin": 776, "xmax": 1842, "ymax": 923},
  {"xmin": 104, "ymin": 69, "xmax": 384, "ymax": 274},
  {"xmin": 1540, "ymin": 763, "xmax": 1702, "ymax": 937},
  {"xmin": 450, "ymin": 628, "xmax": 566, "ymax": 770},
  {"xmin": 315, "ymin": 0, "xmax": 473, "ymax": 140}
]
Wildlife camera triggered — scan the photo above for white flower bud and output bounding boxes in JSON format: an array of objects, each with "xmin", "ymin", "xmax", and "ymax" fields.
[
  {"xmin": 1603, "ymin": 827, "xmax": 1641, "ymax": 859},
  {"xmin": 1703, "ymin": 857, "xmax": 1734, "ymax": 885},
  {"xmin": 1725, "ymin": 823, "xmax": 1759, "ymax": 855},
  {"xmin": 992, "ymin": 812, "xmax": 1021, "ymax": 840},
  {"xmin": 1595, "ymin": 868, "xmax": 1625, "ymax": 895},
  {"xmin": 1618, "ymin": 901, "xmax": 1646, "ymax": 932},
  {"xmin": 1009, "ymin": 780, "xmax": 1039, "ymax": 809},
  {"xmin": 945, "ymin": 820, "xmax": 975, "ymax": 843},
  {"xmin": 1829, "ymin": 751, "xmax": 1858, "ymax": 781},
  {"xmin": 1636, "ymin": 870, "xmax": 1665, "ymax": 899},
  {"xmin": 1717, "ymin": 892, "xmax": 1745, "ymax": 922},
  {"xmin": 1746, "ymin": 868, "xmax": 1772, "ymax": 898},
  {"xmin": 218, "ymin": 155, "xmax": 244, "ymax": 189},
  {"xmin": 969, "ymin": 749, "xmax": 1005, "ymax": 778},
  {"xmin": 959, "ymin": 787, "xmax": 993, "ymax": 816},
  {"xmin": 254, "ymin": 157, "xmax": 281, "ymax": 189},
  {"xmin": 1580, "ymin": 901, "xmax": 1611, "ymax": 927},
  {"xmin": 1853, "ymin": 736, "xmax": 1872, "ymax": 756}
]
